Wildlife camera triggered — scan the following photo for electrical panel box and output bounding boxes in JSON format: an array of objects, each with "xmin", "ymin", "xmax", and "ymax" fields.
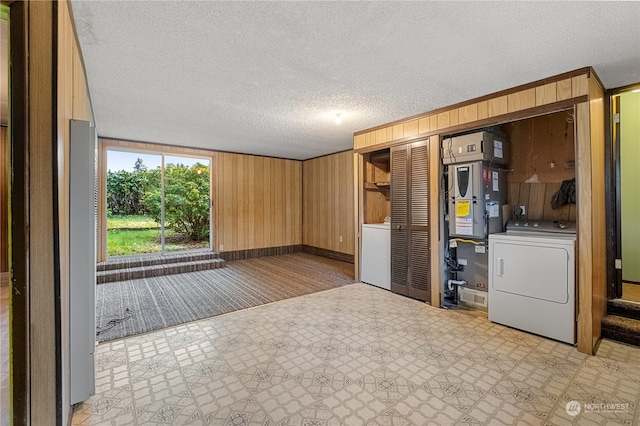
[
  {"xmin": 442, "ymin": 131, "xmax": 510, "ymax": 165},
  {"xmin": 448, "ymin": 161, "xmax": 508, "ymax": 238}
]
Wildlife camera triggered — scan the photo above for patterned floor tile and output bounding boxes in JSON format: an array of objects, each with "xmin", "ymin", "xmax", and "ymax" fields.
[
  {"xmin": 306, "ymin": 338, "xmax": 354, "ymax": 360},
  {"xmin": 192, "ymin": 374, "xmax": 252, "ymax": 418},
  {"xmin": 283, "ymin": 402, "xmax": 343, "ymax": 426},
  {"xmin": 237, "ymin": 361, "xmax": 292, "ymax": 394},
  {"xmin": 272, "ymin": 346, "xmax": 325, "ymax": 377},
  {"xmin": 74, "ymin": 283, "xmax": 640, "ymax": 426},
  {"xmin": 421, "ymin": 372, "xmax": 486, "ymax": 414},
  {"xmin": 322, "ymin": 383, "xmax": 388, "ymax": 424},
  {"xmin": 252, "ymin": 378, "xmax": 316, "ymax": 422},
  {"xmin": 486, "ymin": 378, "xmax": 559, "ymax": 421},
  {"xmin": 201, "ymin": 397, "xmax": 271, "ymax": 426},
  {"xmin": 128, "ymin": 351, "xmax": 179, "ymax": 385},
  {"xmin": 354, "ymin": 369, "xmax": 418, "ymax": 406},
  {"xmin": 393, "ymin": 387, "xmax": 463, "ymax": 425},
  {"xmin": 409, "ymin": 344, "xmax": 463, "ymax": 369},
  {"xmin": 181, "ymin": 357, "xmax": 234, "ymax": 390},
  {"xmin": 367, "ymin": 408, "xmax": 417, "ymax": 426},
  {"xmin": 294, "ymin": 364, "xmax": 352, "ymax": 400},
  {"xmin": 597, "ymin": 339, "xmax": 640, "ymax": 366},
  {"xmin": 71, "ymin": 388, "xmax": 136, "ymax": 426}
]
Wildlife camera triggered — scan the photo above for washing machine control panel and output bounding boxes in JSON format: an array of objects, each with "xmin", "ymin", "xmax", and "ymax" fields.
[{"xmin": 506, "ymin": 220, "xmax": 576, "ymax": 234}]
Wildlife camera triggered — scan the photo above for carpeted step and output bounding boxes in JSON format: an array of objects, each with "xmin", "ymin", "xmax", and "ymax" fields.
[
  {"xmin": 607, "ymin": 298, "xmax": 640, "ymax": 320},
  {"xmin": 97, "ymin": 258, "xmax": 225, "ymax": 284},
  {"xmin": 601, "ymin": 314, "xmax": 640, "ymax": 347},
  {"xmin": 97, "ymin": 251, "xmax": 221, "ymax": 272}
]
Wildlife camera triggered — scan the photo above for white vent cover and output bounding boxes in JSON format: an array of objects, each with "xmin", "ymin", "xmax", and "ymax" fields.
[{"xmin": 458, "ymin": 287, "xmax": 488, "ymax": 311}]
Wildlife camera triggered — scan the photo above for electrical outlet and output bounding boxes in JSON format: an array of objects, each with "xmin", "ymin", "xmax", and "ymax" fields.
[
  {"xmin": 519, "ymin": 205, "xmax": 526, "ymax": 216},
  {"xmin": 219, "ymin": 244, "xmax": 224, "ymax": 251},
  {"xmin": 339, "ymin": 235, "xmax": 343, "ymax": 243}
]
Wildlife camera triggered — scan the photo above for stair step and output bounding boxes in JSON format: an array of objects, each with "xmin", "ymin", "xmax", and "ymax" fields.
[
  {"xmin": 607, "ymin": 299, "xmax": 640, "ymax": 320},
  {"xmin": 601, "ymin": 314, "xmax": 640, "ymax": 347},
  {"xmin": 97, "ymin": 251, "xmax": 221, "ymax": 271},
  {"xmin": 97, "ymin": 258, "xmax": 225, "ymax": 284}
]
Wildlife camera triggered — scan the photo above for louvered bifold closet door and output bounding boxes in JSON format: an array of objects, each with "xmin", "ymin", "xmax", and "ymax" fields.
[
  {"xmin": 408, "ymin": 140, "xmax": 430, "ymax": 303},
  {"xmin": 390, "ymin": 146, "xmax": 408, "ymax": 295}
]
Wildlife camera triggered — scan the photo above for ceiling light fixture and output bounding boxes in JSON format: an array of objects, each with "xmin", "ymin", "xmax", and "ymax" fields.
[{"xmin": 335, "ymin": 113, "xmax": 342, "ymax": 124}]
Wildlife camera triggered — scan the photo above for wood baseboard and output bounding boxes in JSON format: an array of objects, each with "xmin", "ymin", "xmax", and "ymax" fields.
[
  {"xmin": 302, "ymin": 245, "xmax": 354, "ymax": 264},
  {"xmin": 219, "ymin": 245, "xmax": 303, "ymax": 261}
]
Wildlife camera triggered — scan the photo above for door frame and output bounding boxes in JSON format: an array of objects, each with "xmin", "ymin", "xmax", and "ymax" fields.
[
  {"xmin": 103, "ymin": 146, "xmax": 214, "ymax": 259},
  {"xmin": 607, "ymin": 83, "xmax": 640, "ymax": 299}
]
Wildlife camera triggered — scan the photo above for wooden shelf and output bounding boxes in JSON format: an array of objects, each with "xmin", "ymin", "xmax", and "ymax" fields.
[{"xmin": 364, "ymin": 181, "xmax": 390, "ymax": 190}]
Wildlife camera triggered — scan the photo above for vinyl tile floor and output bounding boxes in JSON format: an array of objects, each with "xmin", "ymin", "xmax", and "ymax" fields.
[{"xmin": 72, "ymin": 283, "xmax": 640, "ymax": 425}]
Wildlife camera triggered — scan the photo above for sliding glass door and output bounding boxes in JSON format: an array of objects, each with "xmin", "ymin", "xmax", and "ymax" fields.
[
  {"xmin": 163, "ymin": 155, "xmax": 211, "ymax": 253},
  {"xmin": 106, "ymin": 149, "xmax": 211, "ymax": 257}
]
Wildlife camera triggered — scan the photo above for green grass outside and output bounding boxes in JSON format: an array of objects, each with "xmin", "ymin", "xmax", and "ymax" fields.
[
  {"xmin": 108, "ymin": 214, "xmax": 159, "ymax": 230},
  {"xmin": 107, "ymin": 215, "xmax": 209, "ymax": 256}
]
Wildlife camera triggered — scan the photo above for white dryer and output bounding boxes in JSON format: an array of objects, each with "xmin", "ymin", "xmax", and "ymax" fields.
[{"xmin": 488, "ymin": 221, "xmax": 576, "ymax": 344}]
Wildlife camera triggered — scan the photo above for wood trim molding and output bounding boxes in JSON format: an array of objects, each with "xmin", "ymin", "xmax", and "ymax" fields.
[
  {"xmin": 355, "ymin": 97, "xmax": 587, "ymax": 154},
  {"xmin": 301, "ymin": 245, "xmax": 354, "ymax": 264},
  {"xmin": 355, "ymin": 67, "xmax": 591, "ymax": 136}
]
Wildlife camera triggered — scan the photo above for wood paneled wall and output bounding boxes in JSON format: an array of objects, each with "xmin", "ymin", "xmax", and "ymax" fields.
[
  {"xmin": 57, "ymin": 0, "xmax": 95, "ymax": 422},
  {"xmin": 302, "ymin": 151, "xmax": 354, "ymax": 255},
  {"xmin": 502, "ymin": 111, "xmax": 577, "ymax": 222},
  {"xmin": 354, "ymin": 69, "xmax": 589, "ymax": 152},
  {"xmin": 507, "ymin": 183, "xmax": 576, "ymax": 222},
  {"xmin": 575, "ymin": 80, "xmax": 607, "ymax": 355},
  {"xmin": 217, "ymin": 151, "xmax": 302, "ymax": 251},
  {"xmin": 0, "ymin": 126, "xmax": 7, "ymax": 272},
  {"xmin": 98, "ymin": 139, "xmax": 303, "ymax": 258},
  {"xmin": 8, "ymin": 1, "xmax": 87, "ymax": 422}
]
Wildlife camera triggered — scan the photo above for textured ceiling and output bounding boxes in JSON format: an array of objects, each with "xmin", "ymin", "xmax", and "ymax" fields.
[{"xmin": 72, "ymin": 1, "xmax": 640, "ymax": 160}]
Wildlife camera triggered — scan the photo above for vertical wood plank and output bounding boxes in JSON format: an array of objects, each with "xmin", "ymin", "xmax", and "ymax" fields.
[
  {"xmin": 576, "ymin": 102, "xmax": 593, "ymax": 354},
  {"xmin": 507, "ymin": 88, "xmax": 536, "ymax": 113},
  {"xmin": 477, "ymin": 101, "xmax": 489, "ymax": 120},
  {"xmin": 536, "ymin": 82, "xmax": 557, "ymax": 106},
  {"xmin": 588, "ymin": 76, "xmax": 606, "ymax": 351},
  {"xmin": 354, "ymin": 134, "xmax": 365, "ymax": 149},
  {"xmin": 429, "ymin": 136, "xmax": 441, "ymax": 307},
  {"xmin": 429, "ymin": 115, "xmax": 438, "ymax": 132},
  {"xmin": 527, "ymin": 184, "xmax": 546, "ymax": 220},
  {"xmin": 418, "ymin": 117, "xmax": 429, "ymax": 134},
  {"xmin": 557, "ymin": 78, "xmax": 572, "ymax": 101},
  {"xmin": 488, "ymin": 96, "xmax": 508, "ymax": 117},
  {"xmin": 448, "ymin": 109, "xmax": 459, "ymax": 127},
  {"xmin": 507, "ymin": 183, "xmax": 520, "ymax": 220},
  {"xmin": 404, "ymin": 119, "xmax": 419, "ymax": 138},
  {"xmin": 437, "ymin": 112, "xmax": 449, "ymax": 130},
  {"xmin": 458, "ymin": 104, "xmax": 478, "ymax": 124},
  {"xmin": 393, "ymin": 124, "xmax": 403, "ymax": 141},
  {"xmin": 518, "ymin": 183, "xmax": 531, "ymax": 213},
  {"xmin": 572, "ymin": 74, "xmax": 589, "ymax": 97},
  {"xmin": 386, "ymin": 127, "xmax": 394, "ymax": 143}
]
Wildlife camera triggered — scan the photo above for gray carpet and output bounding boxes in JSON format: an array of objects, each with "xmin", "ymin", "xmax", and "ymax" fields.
[{"xmin": 95, "ymin": 252, "xmax": 355, "ymax": 342}]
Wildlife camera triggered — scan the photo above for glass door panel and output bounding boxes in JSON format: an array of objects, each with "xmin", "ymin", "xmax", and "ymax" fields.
[
  {"xmin": 162, "ymin": 155, "xmax": 211, "ymax": 253},
  {"xmin": 106, "ymin": 150, "xmax": 162, "ymax": 257}
]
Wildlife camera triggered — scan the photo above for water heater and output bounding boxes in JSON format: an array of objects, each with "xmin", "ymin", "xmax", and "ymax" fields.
[{"xmin": 448, "ymin": 161, "xmax": 507, "ymax": 238}]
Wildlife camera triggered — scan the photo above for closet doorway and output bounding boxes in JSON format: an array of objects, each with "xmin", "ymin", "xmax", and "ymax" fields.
[{"xmin": 613, "ymin": 86, "xmax": 640, "ymax": 301}]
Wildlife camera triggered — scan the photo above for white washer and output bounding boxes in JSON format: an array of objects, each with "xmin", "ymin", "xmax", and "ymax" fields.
[
  {"xmin": 361, "ymin": 224, "xmax": 390, "ymax": 290},
  {"xmin": 488, "ymin": 225, "xmax": 576, "ymax": 344}
]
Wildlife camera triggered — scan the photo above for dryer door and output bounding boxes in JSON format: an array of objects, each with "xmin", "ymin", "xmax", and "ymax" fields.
[{"xmin": 491, "ymin": 240, "xmax": 570, "ymax": 304}]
